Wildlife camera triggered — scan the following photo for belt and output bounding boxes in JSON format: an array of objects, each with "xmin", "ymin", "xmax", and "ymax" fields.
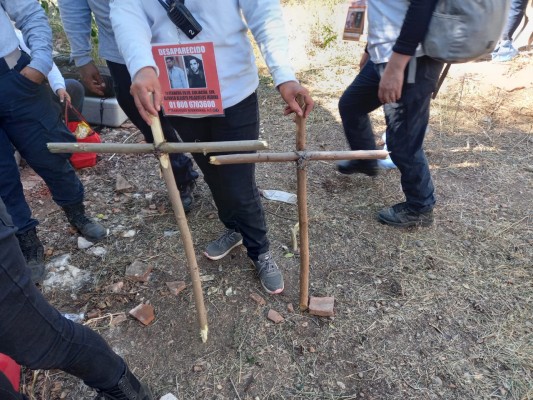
[{"xmin": 3, "ymin": 48, "xmax": 21, "ymax": 69}]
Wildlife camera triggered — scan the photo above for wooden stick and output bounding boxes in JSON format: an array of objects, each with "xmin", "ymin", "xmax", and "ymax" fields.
[
  {"xmin": 149, "ymin": 112, "xmax": 209, "ymax": 343},
  {"xmin": 210, "ymin": 149, "xmax": 388, "ymax": 165},
  {"xmin": 295, "ymin": 105, "xmax": 310, "ymax": 311},
  {"xmin": 48, "ymin": 140, "xmax": 268, "ymax": 154}
]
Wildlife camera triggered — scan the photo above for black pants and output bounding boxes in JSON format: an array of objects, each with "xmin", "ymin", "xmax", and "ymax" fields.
[
  {"xmin": 168, "ymin": 92, "xmax": 269, "ymax": 259},
  {"xmin": 106, "ymin": 60, "xmax": 198, "ymax": 187},
  {"xmin": 0, "ymin": 198, "xmax": 125, "ymax": 396}
]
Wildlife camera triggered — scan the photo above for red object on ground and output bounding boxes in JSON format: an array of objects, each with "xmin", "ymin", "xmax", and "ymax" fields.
[
  {"xmin": 65, "ymin": 102, "xmax": 101, "ymax": 169},
  {"xmin": 0, "ymin": 353, "xmax": 21, "ymax": 391},
  {"xmin": 68, "ymin": 126, "xmax": 101, "ymax": 169}
]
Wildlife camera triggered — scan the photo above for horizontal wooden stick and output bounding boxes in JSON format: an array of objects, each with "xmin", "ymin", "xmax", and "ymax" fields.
[
  {"xmin": 210, "ymin": 150, "xmax": 389, "ymax": 165},
  {"xmin": 47, "ymin": 140, "xmax": 269, "ymax": 154}
]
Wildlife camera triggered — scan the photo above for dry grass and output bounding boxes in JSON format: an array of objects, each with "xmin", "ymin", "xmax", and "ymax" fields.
[{"xmin": 19, "ymin": 3, "xmax": 533, "ymax": 400}]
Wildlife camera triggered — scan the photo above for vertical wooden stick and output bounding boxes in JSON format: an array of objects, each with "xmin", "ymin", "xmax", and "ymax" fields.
[
  {"xmin": 295, "ymin": 99, "xmax": 310, "ymax": 311},
  {"xmin": 150, "ymin": 109, "xmax": 209, "ymax": 343}
]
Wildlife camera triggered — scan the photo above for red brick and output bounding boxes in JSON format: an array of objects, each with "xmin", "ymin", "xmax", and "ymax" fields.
[
  {"xmin": 166, "ymin": 281, "xmax": 187, "ymax": 296},
  {"xmin": 267, "ymin": 309, "xmax": 284, "ymax": 323},
  {"xmin": 308, "ymin": 296, "xmax": 335, "ymax": 317},
  {"xmin": 129, "ymin": 303, "xmax": 155, "ymax": 325},
  {"xmin": 250, "ymin": 292, "xmax": 266, "ymax": 306}
]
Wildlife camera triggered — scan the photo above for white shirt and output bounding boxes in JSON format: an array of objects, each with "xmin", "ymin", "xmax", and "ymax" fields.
[{"xmin": 110, "ymin": 0, "xmax": 297, "ymax": 110}]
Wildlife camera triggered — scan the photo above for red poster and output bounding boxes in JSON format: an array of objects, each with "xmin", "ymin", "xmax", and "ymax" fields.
[{"xmin": 152, "ymin": 42, "xmax": 223, "ymax": 116}]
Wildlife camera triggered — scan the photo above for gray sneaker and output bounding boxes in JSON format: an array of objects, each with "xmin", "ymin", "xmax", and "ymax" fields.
[
  {"xmin": 204, "ymin": 228, "xmax": 243, "ymax": 260},
  {"xmin": 253, "ymin": 252, "xmax": 284, "ymax": 295}
]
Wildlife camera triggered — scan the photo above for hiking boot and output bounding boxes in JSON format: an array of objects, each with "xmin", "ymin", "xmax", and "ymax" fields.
[
  {"xmin": 204, "ymin": 228, "xmax": 243, "ymax": 260},
  {"xmin": 178, "ymin": 180, "xmax": 195, "ymax": 213},
  {"xmin": 336, "ymin": 160, "xmax": 379, "ymax": 176},
  {"xmin": 16, "ymin": 227, "xmax": 46, "ymax": 283},
  {"xmin": 378, "ymin": 202, "xmax": 433, "ymax": 227},
  {"xmin": 94, "ymin": 367, "xmax": 153, "ymax": 400},
  {"xmin": 252, "ymin": 252, "xmax": 284, "ymax": 295},
  {"xmin": 62, "ymin": 203, "xmax": 107, "ymax": 242}
]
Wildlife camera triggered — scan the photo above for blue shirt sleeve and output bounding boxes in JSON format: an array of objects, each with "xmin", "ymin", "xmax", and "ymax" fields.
[{"xmin": 2, "ymin": 0, "xmax": 53, "ymax": 75}]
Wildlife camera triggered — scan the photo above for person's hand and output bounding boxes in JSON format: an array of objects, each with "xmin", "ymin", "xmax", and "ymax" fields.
[
  {"xmin": 359, "ymin": 52, "xmax": 369, "ymax": 70},
  {"xmin": 130, "ymin": 67, "xmax": 161, "ymax": 125},
  {"xmin": 378, "ymin": 52, "xmax": 410, "ymax": 104},
  {"xmin": 19, "ymin": 66, "xmax": 45, "ymax": 85},
  {"xmin": 56, "ymin": 88, "xmax": 71, "ymax": 104},
  {"xmin": 278, "ymin": 80, "xmax": 314, "ymax": 118},
  {"xmin": 79, "ymin": 62, "xmax": 106, "ymax": 96}
]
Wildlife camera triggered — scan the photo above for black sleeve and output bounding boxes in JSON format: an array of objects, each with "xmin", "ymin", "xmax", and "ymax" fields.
[{"xmin": 392, "ymin": 0, "xmax": 439, "ymax": 56}]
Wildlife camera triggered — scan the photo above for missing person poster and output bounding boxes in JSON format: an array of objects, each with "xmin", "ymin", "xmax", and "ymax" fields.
[
  {"xmin": 343, "ymin": 1, "xmax": 366, "ymax": 41},
  {"xmin": 152, "ymin": 42, "xmax": 223, "ymax": 116}
]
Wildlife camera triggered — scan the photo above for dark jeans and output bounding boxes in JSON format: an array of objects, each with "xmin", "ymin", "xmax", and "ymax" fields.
[
  {"xmin": 106, "ymin": 60, "xmax": 198, "ymax": 187},
  {"xmin": 0, "ymin": 52, "xmax": 84, "ymax": 233},
  {"xmin": 339, "ymin": 56, "xmax": 444, "ymax": 211},
  {"xmin": 502, "ymin": 0, "xmax": 529, "ymax": 40},
  {"xmin": 0, "ymin": 198, "xmax": 125, "ymax": 396},
  {"xmin": 168, "ymin": 93, "xmax": 269, "ymax": 259}
]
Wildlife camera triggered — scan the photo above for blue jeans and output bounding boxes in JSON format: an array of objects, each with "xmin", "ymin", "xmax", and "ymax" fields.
[
  {"xmin": 0, "ymin": 198, "xmax": 125, "ymax": 395},
  {"xmin": 339, "ymin": 56, "xmax": 443, "ymax": 211},
  {"xmin": 0, "ymin": 52, "xmax": 84, "ymax": 233},
  {"xmin": 168, "ymin": 93, "xmax": 269, "ymax": 259},
  {"xmin": 106, "ymin": 60, "xmax": 199, "ymax": 187},
  {"xmin": 502, "ymin": 0, "xmax": 529, "ymax": 40}
]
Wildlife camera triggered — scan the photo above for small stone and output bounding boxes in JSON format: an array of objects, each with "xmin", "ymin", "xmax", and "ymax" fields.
[
  {"xmin": 287, "ymin": 303, "xmax": 294, "ymax": 313},
  {"xmin": 110, "ymin": 313, "xmax": 128, "ymax": 327},
  {"xmin": 166, "ymin": 281, "xmax": 186, "ymax": 296},
  {"xmin": 129, "ymin": 303, "xmax": 155, "ymax": 326},
  {"xmin": 121, "ymin": 229, "xmax": 136, "ymax": 238},
  {"xmin": 125, "ymin": 260, "xmax": 153, "ymax": 282},
  {"xmin": 358, "ymin": 372, "xmax": 364, "ymax": 378},
  {"xmin": 192, "ymin": 364, "xmax": 204, "ymax": 372},
  {"xmin": 115, "ymin": 174, "xmax": 134, "ymax": 193},
  {"xmin": 337, "ymin": 381, "xmax": 346, "ymax": 390},
  {"xmin": 88, "ymin": 246, "xmax": 106, "ymax": 257},
  {"xmin": 77, "ymin": 236, "xmax": 94, "ymax": 249},
  {"xmin": 267, "ymin": 309, "xmax": 284, "ymax": 323},
  {"xmin": 106, "ymin": 281, "xmax": 124, "ymax": 293},
  {"xmin": 309, "ymin": 296, "xmax": 335, "ymax": 317},
  {"xmin": 200, "ymin": 274, "xmax": 215, "ymax": 282},
  {"xmin": 415, "ymin": 240, "xmax": 424, "ymax": 247},
  {"xmin": 160, "ymin": 394, "xmax": 178, "ymax": 400},
  {"xmin": 250, "ymin": 292, "xmax": 266, "ymax": 306},
  {"xmin": 433, "ymin": 376, "xmax": 443, "ymax": 386},
  {"xmin": 427, "ymin": 273, "xmax": 437, "ymax": 280},
  {"xmin": 225, "ymin": 287, "xmax": 235, "ymax": 296},
  {"xmin": 308, "ymin": 346, "xmax": 316, "ymax": 353}
]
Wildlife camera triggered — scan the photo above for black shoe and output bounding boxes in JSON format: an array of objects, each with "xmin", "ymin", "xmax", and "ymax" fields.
[
  {"xmin": 336, "ymin": 160, "xmax": 379, "ymax": 176},
  {"xmin": 178, "ymin": 180, "xmax": 196, "ymax": 213},
  {"xmin": 16, "ymin": 227, "xmax": 46, "ymax": 283},
  {"xmin": 62, "ymin": 203, "xmax": 107, "ymax": 241},
  {"xmin": 94, "ymin": 367, "xmax": 153, "ymax": 400},
  {"xmin": 378, "ymin": 202, "xmax": 434, "ymax": 227}
]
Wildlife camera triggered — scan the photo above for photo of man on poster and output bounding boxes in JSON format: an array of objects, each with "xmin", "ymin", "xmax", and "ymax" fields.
[
  {"xmin": 185, "ymin": 55, "xmax": 206, "ymax": 88},
  {"xmin": 166, "ymin": 56, "xmax": 188, "ymax": 89}
]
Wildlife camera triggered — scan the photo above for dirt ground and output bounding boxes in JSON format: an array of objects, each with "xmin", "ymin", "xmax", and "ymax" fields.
[{"xmin": 18, "ymin": 5, "xmax": 532, "ymax": 400}]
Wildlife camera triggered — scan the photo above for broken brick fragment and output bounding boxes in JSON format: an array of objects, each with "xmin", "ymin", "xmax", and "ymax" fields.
[
  {"xmin": 166, "ymin": 281, "xmax": 187, "ymax": 296},
  {"xmin": 125, "ymin": 261, "xmax": 153, "ymax": 282},
  {"xmin": 308, "ymin": 296, "xmax": 335, "ymax": 317},
  {"xmin": 249, "ymin": 292, "xmax": 266, "ymax": 306},
  {"xmin": 129, "ymin": 303, "xmax": 155, "ymax": 326},
  {"xmin": 267, "ymin": 309, "xmax": 284, "ymax": 323}
]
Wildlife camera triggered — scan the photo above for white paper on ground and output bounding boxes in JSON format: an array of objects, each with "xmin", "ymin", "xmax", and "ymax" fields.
[{"xmin": 260, "ymin": 189, "xmax": 297, "ymax": 204}]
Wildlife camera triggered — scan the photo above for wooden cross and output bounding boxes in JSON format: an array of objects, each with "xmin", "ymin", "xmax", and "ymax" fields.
[{"xmin": 48, "ymin": 113, "xmax": 387, "ymax": 340}]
